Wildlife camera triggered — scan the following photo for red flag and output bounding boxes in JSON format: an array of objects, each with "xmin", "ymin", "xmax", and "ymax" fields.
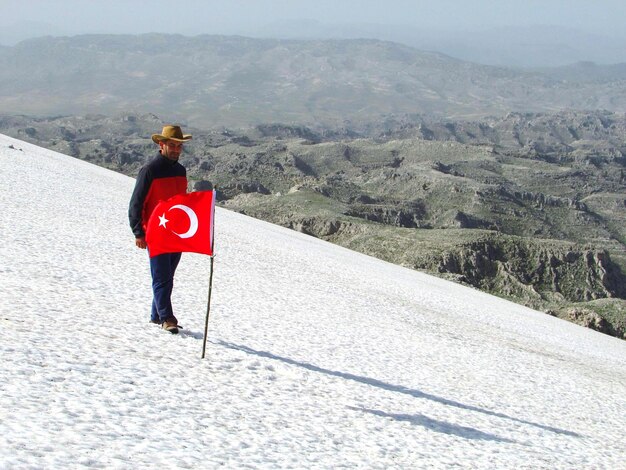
[{"xmin": 146, "ymin": 190, "xmax": 216, "ymax": 258}]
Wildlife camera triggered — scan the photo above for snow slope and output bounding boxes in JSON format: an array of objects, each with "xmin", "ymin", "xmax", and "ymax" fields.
[{"xmin": 1, "ymin": 134, "xmax": 625, "ymax": 469}]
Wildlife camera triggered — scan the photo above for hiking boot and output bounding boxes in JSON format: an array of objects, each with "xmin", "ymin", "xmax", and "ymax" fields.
[
  {"xmin": 162, "ymin": 319, "xmax": 179, "ymax": 334},
  {"xmin": 151, "ymin": 314, "xmax": 177, "ymax": 325}
]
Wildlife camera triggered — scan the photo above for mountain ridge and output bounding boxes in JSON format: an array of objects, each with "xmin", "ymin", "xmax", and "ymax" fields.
[{"xmin": 2, "ymin": 33, "xmax": 626, "ymax": 127}]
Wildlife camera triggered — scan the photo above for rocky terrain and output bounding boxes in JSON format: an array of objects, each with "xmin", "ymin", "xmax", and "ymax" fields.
[{"xmin": 2, "ymin": 110, "xmax": 625, "ymax": 339}]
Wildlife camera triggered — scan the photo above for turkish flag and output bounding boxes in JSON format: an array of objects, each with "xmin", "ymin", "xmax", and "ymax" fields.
[{"xmin": 146, "ymin": 190, "xmax": 216, "ymax": 258}]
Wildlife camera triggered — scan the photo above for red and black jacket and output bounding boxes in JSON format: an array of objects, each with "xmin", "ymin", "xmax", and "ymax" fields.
[{"xmin": 129, "ymin": 153, "xmax": 188, "ymax": 238}]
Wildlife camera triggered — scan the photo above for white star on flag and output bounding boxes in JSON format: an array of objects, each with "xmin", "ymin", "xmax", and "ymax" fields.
[{"xmin": 158, "ymin": 213, "xmax": 169, "ymax": 228}]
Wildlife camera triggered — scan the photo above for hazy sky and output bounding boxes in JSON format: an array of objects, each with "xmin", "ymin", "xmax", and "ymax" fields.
[{"xmin": 2, "ymin": 0, "xmax": 626, "ymax": 38}]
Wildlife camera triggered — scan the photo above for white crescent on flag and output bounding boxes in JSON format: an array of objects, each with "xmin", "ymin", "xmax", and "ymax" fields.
[{"xmin": 168, "ymin": 204, "xmax": 199, "ymax": 239}]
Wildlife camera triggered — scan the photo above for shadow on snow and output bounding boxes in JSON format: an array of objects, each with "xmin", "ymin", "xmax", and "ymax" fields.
[
  {"xmin": 217, "ymin": 340, "xmax": 582, "ymax": 440},
  {"xmin": 349, "ymin": 407, "xmax": 516, "ymax": 442}
]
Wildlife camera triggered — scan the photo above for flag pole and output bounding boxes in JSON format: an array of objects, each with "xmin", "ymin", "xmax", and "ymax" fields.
[
  {"xmin": 201, "ymin": 255, "xmax": 215, "ymax": 359},
  {"xmin": 201, "ymin": 188, "xmax": 218, "ymax": 359}
]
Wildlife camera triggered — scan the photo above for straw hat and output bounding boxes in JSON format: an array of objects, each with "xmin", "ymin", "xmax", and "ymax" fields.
[{"xmin": 151, "ymin": 125, "xmax": 192, "ymax": 144}]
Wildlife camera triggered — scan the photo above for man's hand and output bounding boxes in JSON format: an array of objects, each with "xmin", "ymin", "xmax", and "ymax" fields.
[{"xmin": 135, "ymin": 237, "xmax": 147, "ymax": 249}]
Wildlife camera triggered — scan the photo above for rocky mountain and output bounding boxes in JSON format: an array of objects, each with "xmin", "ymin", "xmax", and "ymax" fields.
[
  {"xmin": 2, "ymin": 111, "xmax": 625, "ymax": 338},
  {"xmin": 1, "ymin": 34, "xmax": 626, "ymax": 127}
]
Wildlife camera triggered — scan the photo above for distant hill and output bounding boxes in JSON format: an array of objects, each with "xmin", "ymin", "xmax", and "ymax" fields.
[
  {"xmin": 254, "ymin": 22, "xmax": 626, "ymax": 68},
  {"xmin": 1, "ymin": 34, "xmax": 626, "ymax": 127},
  {"xmin": 535, "ymin": 61, "xmax": 626, "ymax": 82}
]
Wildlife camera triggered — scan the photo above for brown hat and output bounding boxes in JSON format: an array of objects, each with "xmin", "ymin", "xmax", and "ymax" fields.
[{"xmin": 151, "ymin": 125, "xmax": 192, "ymax": 144}]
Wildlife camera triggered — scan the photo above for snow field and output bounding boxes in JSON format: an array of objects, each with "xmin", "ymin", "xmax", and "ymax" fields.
[{"xmin": 1, "ymin": 134, "xmax": 625, "ymax": 469}]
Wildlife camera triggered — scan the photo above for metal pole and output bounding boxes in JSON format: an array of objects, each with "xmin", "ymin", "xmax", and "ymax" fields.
[{"xmin": 201, "ymin": 255, "xmax": 215, "ymax": 359}]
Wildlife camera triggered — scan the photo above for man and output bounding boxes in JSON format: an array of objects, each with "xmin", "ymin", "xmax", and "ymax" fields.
[{"xmin": 129, "ymin": 125, "xmax": 192, "ymax": 334}]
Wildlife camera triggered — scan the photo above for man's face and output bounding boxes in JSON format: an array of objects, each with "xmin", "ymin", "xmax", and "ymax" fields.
[{"xmin": 159, "ymin": 140, "xmax": 184, "ymax": 161}]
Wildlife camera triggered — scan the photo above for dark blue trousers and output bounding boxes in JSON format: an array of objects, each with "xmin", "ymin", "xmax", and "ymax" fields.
[{"xmin": 149, "ymin": 252, "xmax": 182, "ymax": 323}]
